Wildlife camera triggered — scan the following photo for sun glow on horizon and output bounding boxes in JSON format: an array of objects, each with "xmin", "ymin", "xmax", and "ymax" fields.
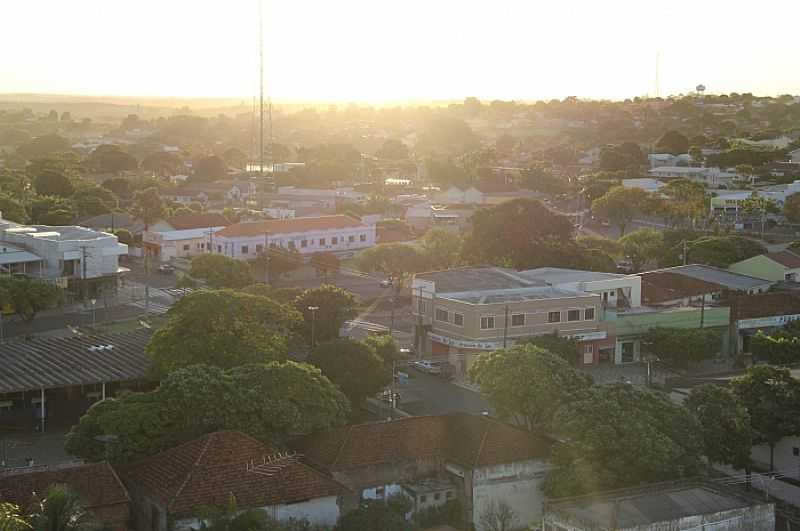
[{"xmin": 2, "ymin": 0, "xmax": 799, "ymax": 103}]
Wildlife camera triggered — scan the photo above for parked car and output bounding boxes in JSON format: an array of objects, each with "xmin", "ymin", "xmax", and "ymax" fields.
[
  {"xmin": 380, "ymin": 279, "xmax": 393, "ymax": 288},
  {"xmin": 412, "ymin": 360, "xmax": 442, "ymax": 374},
  {"xmin": 157, "ymin": 264, "xmax": 175, "ymax": 274}
]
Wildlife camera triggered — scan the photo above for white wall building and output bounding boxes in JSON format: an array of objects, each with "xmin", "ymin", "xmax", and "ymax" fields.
[
  {"xmin": 648, "ymin": 166, "xmax": 736, "ymax": 187},
  {"xmin": 210, "ymin": 215, "xmax": 376, "ymax": 260},
  {"xmin": 0, "ymin": 216, "xmax": 127, "ymax": 281},
  {"xmin": 143, "ymin": 214, "xmax": 230, "ymax": 263}
]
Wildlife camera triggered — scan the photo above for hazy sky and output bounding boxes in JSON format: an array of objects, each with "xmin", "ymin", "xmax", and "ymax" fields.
[{"xmin": 2, "ymin": 0, "xmax": 799, "ymax": 102}]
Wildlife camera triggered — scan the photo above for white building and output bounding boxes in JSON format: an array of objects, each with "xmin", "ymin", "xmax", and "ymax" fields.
[
  {"xmin": 143, "ymin": 213, "xmax": 230, "ymax": 262},
  {"xmin": 0, "ymin": 215, "xmax": 127, "ymax": 281},
  {"xmin": 648, "ymin": 166, "xmax": 736, "ymax": 187},
  {"xmin": 648, "ymin": 153, "xmax": 691, "ymax": 168},
  {"xmin": 621, "ymin": 178, "xmax": 666, "ymax": 194},
  {"xmin": 210, "ymin": 215, "xmax": 376, "ymax": 260}
]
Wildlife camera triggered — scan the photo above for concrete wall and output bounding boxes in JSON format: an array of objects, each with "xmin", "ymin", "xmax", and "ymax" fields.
[
  {"xmin": 329, "ymin": 457, "xmax": 443, "ymax": 496},
  {"xmin": 174, "ymin": 497, "xmax": 341, "ymax": 531},
  {"xmin": 211, "ymin": 225, "xmax": 376, "ymax": 260},
  {"xmin": 472, "ymin": 459, "xmax": 549, "ymax": 529}
]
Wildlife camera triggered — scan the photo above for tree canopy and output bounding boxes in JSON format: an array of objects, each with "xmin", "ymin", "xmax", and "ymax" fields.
[
  {"xmin": 307, "ymin": 338, "xmax": 389, "ymax": 406},
  {"xmin": 293, "ymin": 285, "xmax": 358, "ymax": 345},
  {"xmin": 419, "ymin": 228, "xmax": 462, "ymax": 270},
  {"xmin": 65, "ymin": 363, "xmax": 349, "ymax": 463},
  {"xmin": 190, "ymin": 254, "xmax": 253, "ymax": 289},
  {"xmin": 619, "ymin": 229, "xmax": 663, "ymax": 272},
  {"xmin": 146, "ymin": 289, "xmax": 301, "ymax": 378},
  {"xmin": 685, "ymin": 384, "xmax": 752, "ymax": 469},
  {"xmin": 640, "ymin": 327, "xmax": 721, "ymax": 370},
  {"xmin": 784, "ymin": 193, "xmax": 800, "ymax": 223},
  {"xmin": 544, "ymin": 384, "xmax": 702, "ymax": 497},
  {"xmin": 469, "ymin": 344, "xmax": 592, "ymax": 431},
  {"xmin": 687, "ymin": 236, "xmax": 766, "ymax": 268},
  {"xmin": 32, "ymin": 170, "xmax": 74, "ymax": 198},
  {"xmin": 656, "ymin": 130, "xmax": 690, "ymax": 155},
  {"xmin": 132, "ymin": 187, "xmax": 164, "ymax": 230},
  {"xmin": 0, "ymin": 276, "xmax": 63, "ymax": 337},
  {"xmin": 592, "ymin": 186, "xmax": 651, "ymax": 236},
  {"xmin": 193, "ymin": 155, "xmax": 228, "ymax": 182},
  {"xmin": 355, "ymin": 243, "xmax": 428, "ymax": 283}
]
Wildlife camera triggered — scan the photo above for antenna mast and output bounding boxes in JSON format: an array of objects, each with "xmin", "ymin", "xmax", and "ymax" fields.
[{"xmin": 258, "ymin": 0, "xmax": 264, "ymax": 176}]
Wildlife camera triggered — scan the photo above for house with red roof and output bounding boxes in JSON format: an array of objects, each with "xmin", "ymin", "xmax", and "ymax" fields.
[
  {"xmin": 120, "ymin": 431, "xmax": 348, "ymax": 531},
  {"xmin": 0, "ymin": 462, "xmax": 131, "ymax": 531},
  {"xmin": 209, "ymin": 215, "xmax": 376, "ymax": 261},
  {"xmin": 294, "ymin": 413, "xmax": 552, "ymax": 529}
]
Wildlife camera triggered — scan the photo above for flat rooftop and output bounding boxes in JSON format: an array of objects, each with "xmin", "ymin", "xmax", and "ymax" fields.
[
  {"xmin": 656, "ymin": 264, "xmax": 773, "ymax": 290},
  {"xmin": 440, "ymin": 286, "xmax": 591, "ymax": 304},
  {"xmin": 415, "ymin": 267, "xmax": 545, "ymax": 293},
  {"xmin": 548, "ymin": 483, "xmax": 763, "ymax": 528},
  {"xmin": 519, "ymin": 267, "xmax": 626, "ymax": 285},
  {"xmin": 4, "ymin": 225, "xmax": 113, "ymax": 241}
]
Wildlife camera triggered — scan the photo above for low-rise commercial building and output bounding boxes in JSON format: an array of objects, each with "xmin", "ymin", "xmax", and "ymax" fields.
[
  {"xmin": 143, "ymin": 213, "xmax": 230, "ymax": 262},
  {"xmin": 411, "ymin": 267, "xmax": 641, "ymax": 371},
  {"xmin": 210, "ymin": 215, "xmax": 376, "ymax": 260}
]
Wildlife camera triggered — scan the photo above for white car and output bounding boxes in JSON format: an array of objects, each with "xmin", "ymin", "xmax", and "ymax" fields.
[{"xmin": 413, "ymin": 360, "xmax": 442, "ymax": 374}]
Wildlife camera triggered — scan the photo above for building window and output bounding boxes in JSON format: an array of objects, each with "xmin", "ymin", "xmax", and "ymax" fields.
[
  {"xmin": 584, "ymin": 308, "xmax": 595, "ymax": 320},
  {"xmin": 420, "ymin": 495, "xmax": 427, "ymax": 503},
  {"xmin": 567, "ymin": 309, "xmax": 581, "ymax": 321},
  {"xmin": 583, "ymin": 344, "xmax": 594, "ymax": 365},
  {"xmin": 217, "ymin": 245, "xmax": 222, "ymax": 253},
  {"xmin": 453, "ymin": 313, "xmax": 464, "ymax": 326},
  {"xmin": 548, "ymin": 311, "xmax": 561, "ymax": 323},
  {"xmin": 360, "ymin": 234, "xmax": 367, "ymax": 242},
  {"xmin": 348, "ymin": 235, "xmax": 355, "ymax": 243},
  {"xmin": 256, "ymin": 244, "xmax": 264, "ymax": 253},
  {"xmin": 320, "ymin": 238, "xmax": 326, "ymax": 246},
  {"xmin": 183, "ymin": 244, "xmax": 190, "ymax": 251},
  {"xmin": 301, "ymin": 240, "xmax": 308, "ymax": 248},
  {"xmin": 288, "ymin": 240, "xmax": 296, "ymax": 249},
  {"xmin": 435, "ymin": 308, "xmax": 448, "ymax": 322},
  {"xmin": 511, "ymin": 313, "xmax": 525, "ymax": 327},
  {"xmin": 332, "ymin": 237, "xmax": 338, "ymax": 245},
  {"xmin": 480, "ymin": 316, "xmax": 495, "ymax": 330},
  {"xmin": 434, "ymin": 493, "xmax": 441, "ymax": 501},
  {"xmin": 583, "ymin": 344, "xmax": 593, "ymax": 355},
  {"xmin": 241, "ymin": 245, "xmax": 249, "ymax": 255},
  {"xmin": 418, "ymin": 299, "xmax": 426, "ymax": 314},
  {"xmin": 621, "ymin": 342, "xmax": 635, "ymax": 363}
]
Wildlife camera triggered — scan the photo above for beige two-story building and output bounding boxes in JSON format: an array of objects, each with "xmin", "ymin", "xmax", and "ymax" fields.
[{"xmin": 411, "ymin": 267, "xmax": 632, "ymax": 376}]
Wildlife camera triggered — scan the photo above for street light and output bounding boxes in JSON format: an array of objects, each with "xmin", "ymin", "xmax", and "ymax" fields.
[
  {"xmin": 90, "ymin": 298, "xmax": 97, "ymax": 328},
  {"xmin": 308, "ymin": 306, "xmax": 319, "ymax": 349}
]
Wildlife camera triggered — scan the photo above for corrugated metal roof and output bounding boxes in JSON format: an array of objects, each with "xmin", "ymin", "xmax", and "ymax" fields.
[{"xmin": 0, "ymin": 329, "xmax": 152, "ymax": 393}]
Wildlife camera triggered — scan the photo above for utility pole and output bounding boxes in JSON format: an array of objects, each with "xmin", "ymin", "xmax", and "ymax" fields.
[
  {"xmin": 683, "ymin": 240, "xmax": 688, "ymax": 266},
  {"xmin": 308, "ymin": 306, "xmax": 319, "ymax": 349},
  {"xmin": 699, "ymin": 294, "xmax": 705, "ymax": 328},
  {"xmin": 502, "ymin": 305, "xmax": 509, "ymax": 348},
  {"xmin": 258, "ymin": 0, "xmax": 264, "ymax": 177}
]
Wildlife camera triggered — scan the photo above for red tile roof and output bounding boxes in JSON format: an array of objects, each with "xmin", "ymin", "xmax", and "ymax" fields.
[
  {"xmin": 120, "ymin": 431, "xmax": 346, "ymax": 518},
  {"xmin": 214, "ymin": 215, "xmax": 367, "ymax": 238},
  {"xmin": 165, "ymin": 213, "xmax": 230, "ymax": 230},
  {"xmin": 295, "ymin": 413, "xmax": 550, "ymax": 471},
  {"xmin": 0, "ymin": 462, "xmax": 130, "ymax": 510},
  {"xmin": 765, "ymin": 250, "xmax": 800, "ymax": 269},
  {"xmin": 639, "ymin": 271, "xmax": 725, "ymax": 305},
  {"xmin": 736, "ymin": 292, "xmax": 800, "ymax": 320}
]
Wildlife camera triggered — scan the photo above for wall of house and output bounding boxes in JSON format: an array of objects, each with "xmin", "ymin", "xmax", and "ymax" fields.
[
  {"xmin": 211, "ymin": 225, "xmax": 376, "ymax": 260},
  {"xmin": 329, "ymin": 457, "xmax": 442, "ymax": 495},
  {"xmin": 471, "ymin": 459, "xmax": 550, "ymax": 529},
  {"xmin": 174, "ymin": 497, "xmax": 341, "ymax": 531}
]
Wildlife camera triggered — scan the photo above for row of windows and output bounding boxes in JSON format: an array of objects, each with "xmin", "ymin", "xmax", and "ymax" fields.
[
  {"xmin": 237, "ymin": 234, "xmax": 368, "ymax": 255},
  {"xmin": 433, "ymin": 307, "xmax": 596, "ymax": 329},
  {"xmin": 419, "ymin": 491, "xmax": 454, "ymax": 503}
]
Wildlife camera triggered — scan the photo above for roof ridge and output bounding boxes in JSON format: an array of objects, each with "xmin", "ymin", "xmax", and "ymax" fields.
[
  {"xmin": 167, "ymin": 432, "xmax": 215, "ymax": 512},
  {"xmin": 473, "ymin": 419, "xmax": 491, "ymax": 468},
  {"xmin": 332, "ymin": 425, "xmax": 353, "ymax": 467}
]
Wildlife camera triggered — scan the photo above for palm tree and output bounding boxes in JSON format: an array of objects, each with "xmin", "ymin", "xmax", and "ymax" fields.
[
  {"xmin": 30, "ymin": 485, "xmax": 95, "ymax": 531},
  {"xmin": 0, "ymin": 503, "xmax": 30, "ymax": 531}
]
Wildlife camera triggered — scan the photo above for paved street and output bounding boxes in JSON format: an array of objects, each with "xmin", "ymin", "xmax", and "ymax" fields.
[{"xmin": 394, "ymin": 369, "xmax": 492, "ymax": 417}]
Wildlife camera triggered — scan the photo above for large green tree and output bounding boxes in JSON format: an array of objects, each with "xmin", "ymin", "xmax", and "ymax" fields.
[
  {"xmin": 517, "ymin": 334, "xmax": 581, "ymax": 365},
  {"xmin": 592, "ymin": 186, "xmax": 651, "ymax": 236},
  {"xmin": 750, "ymin": 329, "xmax": 800, "ymax": 365},
  {"xmin": 619, "ymin": 228, "xmax": 663, "ymax": 272},
  {"xmin": 146, "ymin": 290, "xmax": 301, "ymax": 378},
  {"xmin": 656, "ymin": 130, "xmax": 690, "ymax": 155},
  {"xmin": 190, "ymin": 254, "xmax": 253, "ymax": 289},
  {"xmin": 469, "ymin": 344, "xmax": 592, "ymax": 431},
  {"xmin": 293, "ymin": 285, "xmax": 358, "ymax": 345},
  {"xmin": 193, "ymin": 155, "xmax": 228, "ymax": 182},
  {"xmin": 308, "ymin": 338, "xmax": 389, "ymax": 407},
  {"xmin": 687, "ymin": 236, "xmax": 766, "ymax": 268},
  {"xmin": 0, "ymin": 194, "xmax": 28, "ymax": 223},
  {"xmin": 730, "ymin": 365, "xmax": 800, "ymax": 470},
  {"xmin": 29, "ymin": 484, "xmax": 95, "ymax": 531},
  {"xmin": 420, "ymin": 227, "xmax": 462, "ymax": 270},
  {"xmin": 640, "ymin": 327, "xmax": 721, "ymax": 370},
  {"xmin": 685, "ymin": 384, "xmax": 752, "ymax": 469},
  {"xmin": 543, "ymin": 384, "xmax": 702, "ymax": 497},
  {"xmin": 65, "ymin": 363, "xmax": 349, "ymax": 463},
  {"xmin": 86, "ymin": 145, "xmax": 138, "ymax": 174},
  {"xmin": 131, "ymin": 187, "xmax": 164, "ymax": 230},
  {"xmin": 33, "ymin": 171, "xmax": 74, "ymax": 198},
  {"xmin": 0, "ymin": 276, "xmax": 63, "ymax": 337},
  {"xmin": 355, "ymin": 243, "xmax": 428, "ymax": 284},
  {"xmin": 461, "ymin": 198, "xmax": 574, "ymax": 268},
  {"xmin": 29, "ymin": 196, "xmax": 76, "ymax": 225}
]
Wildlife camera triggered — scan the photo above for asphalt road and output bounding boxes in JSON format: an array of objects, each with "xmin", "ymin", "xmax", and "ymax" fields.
[{"xmin": 394, "ymin": 369, "xmax": 492, "ymax": 417}]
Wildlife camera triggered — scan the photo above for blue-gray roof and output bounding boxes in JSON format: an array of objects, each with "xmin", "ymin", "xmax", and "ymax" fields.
[{"xmin": 656, "ymin": 264, "xmax": 773, "ymax": 290}]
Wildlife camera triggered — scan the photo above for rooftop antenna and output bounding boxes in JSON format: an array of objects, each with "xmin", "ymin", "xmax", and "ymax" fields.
[
  {"xmin": 246, "ymin": 452, "xmax": 301, "ymax": 477},
  {"xmin": 258, "ymin": 0, "xmax": 264, "ymax": 177}
]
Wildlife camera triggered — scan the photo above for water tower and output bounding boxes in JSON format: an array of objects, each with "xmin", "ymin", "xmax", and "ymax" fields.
[{"xmin": 696, "ymin": 84, "xmax": 706, "ymax": 97}]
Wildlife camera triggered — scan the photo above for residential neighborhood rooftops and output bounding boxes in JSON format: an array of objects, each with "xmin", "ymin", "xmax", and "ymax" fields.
[
  {"xmin": 546, "ymin": 482, "xmax": 765, "ymax": 529},
  {"xmin": 214, "ymin": 215, "xmax": 367, "ymax": 238},
  {"xmin": 0, "ymin": 328, "xmax": 152, "ymax": 394},
  {"xmin": 3, "ymin": 225, "xmax": 116, "ymax": 242},
  {"xmin": 0, "ymin": 462, "xmax": 130, "ymax": 510},
  {"xmin": 295, "ymin": 413, "xmax": 551, "ymax": 471},
  {"xmin": 639, "ymin": 271, "xmax": 725, "ymax": 305},
  {"xmin": 654, "ymin": 264, "xmax": 773, "ymax": 291},
  {"xmin": 120, "ymin": 431, "xmax": 347, "ymax": 518},
  {"xmin": 165, "ymin": 213, "xmax": 230, "ymax": 230}
]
